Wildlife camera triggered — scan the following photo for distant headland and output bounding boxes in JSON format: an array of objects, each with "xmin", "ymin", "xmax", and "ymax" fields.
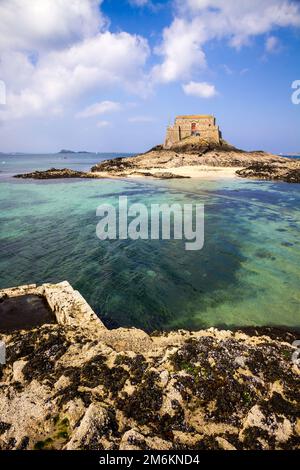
[{"xmin": 58, "ymin": 149, "xmax": 91, "ymax": 154}]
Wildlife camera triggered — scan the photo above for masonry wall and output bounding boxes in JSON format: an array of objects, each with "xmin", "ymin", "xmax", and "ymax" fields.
[{"xmin": 164, "ymin": 115, "xmax": 220, "ymax": 148}]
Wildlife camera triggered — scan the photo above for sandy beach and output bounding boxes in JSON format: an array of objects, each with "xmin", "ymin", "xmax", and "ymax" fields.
[
  {"xmin": 91, "ymin": 165, "xmax": 243, "ymax": 179},
  {"xmin": 131, "ymin": 165, "xmax": 243, "ymax": 179}
]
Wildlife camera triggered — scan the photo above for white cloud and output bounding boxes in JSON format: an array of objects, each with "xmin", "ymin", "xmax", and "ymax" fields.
[
  {"xmin": 0, "ymin": 30, "xmax": 150, "ymax": 120},
  {"xmin": 152, "ymin": 18, "xmax": 206, "ymax": 82},
  {"xmin": 265, "ymin": 36, "xmax": 281, "ymax": 53},
  {"xmin": 128, "ymin": 115, "xmax": 156, "ymax": 122},
  {"xmin": 76, "ymin": 101, "xmax": 121, "ymax": 118},
  {"xmin": 180, "ymin": 0, "xmax": 300, "ymax": 41},
  {"xmin": 96, "ymin": 120, "xmax": 111, "ymax": 128},
  {"xmin": 0, "ymin": 0, "xmax": 106, "ymax": 52},
  {"xmin": 182, "ymin": 81, "xmax": 217, "ymax": 98},
  {"xmin": 153, "ymin": 0, "xmax": 300, "ymax": 82},
  {"xmin": 0, "ymin": 0, "xmax": 151, "ymax": 121}
]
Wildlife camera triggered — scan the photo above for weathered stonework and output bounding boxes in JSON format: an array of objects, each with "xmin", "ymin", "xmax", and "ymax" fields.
[
  {"xmin": 0, "ymin": 281, "xmax": 106, "ymax": 332},
  {"xmin": 164, "ymin": 115, "xmax": 221, "ymax": 149},
  {"xmin": 0, "ymin": 282, "xmax": 299, "ymax": 450}
]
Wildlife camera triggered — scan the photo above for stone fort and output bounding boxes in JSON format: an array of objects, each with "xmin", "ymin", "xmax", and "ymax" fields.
[{"xmin": 164, "ymin": 115, "xmax": 221, "ymax": 149}]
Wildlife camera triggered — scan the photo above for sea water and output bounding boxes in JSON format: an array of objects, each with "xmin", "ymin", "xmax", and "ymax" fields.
[{"xmin": 0, "ymin": 153, "xmax": 299, "ymax": 331}]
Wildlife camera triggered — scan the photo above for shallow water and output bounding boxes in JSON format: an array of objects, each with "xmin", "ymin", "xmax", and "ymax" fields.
[
  {"xmin": 0, "ymin": 294, "xmax": 56, "ymax": 332},
  {"xmin": 0, "ymin": 153, "xmax": 299, "ymax": 331}
]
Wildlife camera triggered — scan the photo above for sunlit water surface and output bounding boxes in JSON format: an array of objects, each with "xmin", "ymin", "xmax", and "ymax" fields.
[{"xmin": 0, "ymin": 153, "xmax": 299, "ymax": 331}]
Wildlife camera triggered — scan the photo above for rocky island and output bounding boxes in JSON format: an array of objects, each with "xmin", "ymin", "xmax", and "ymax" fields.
[
  {"xmin": 14, "ymin": 168, "xmax": 101, "ymax": 180},
  {"xmin": 15, "ymin": 115, "xmax": 300, "ymax": 183},
  {"xmin": 0, "ymin": 282, "xmax": 299, "ymax": 451},
  {"xmin": 90, "ymin": 115, "xmax": 300, "ymax": 182}
]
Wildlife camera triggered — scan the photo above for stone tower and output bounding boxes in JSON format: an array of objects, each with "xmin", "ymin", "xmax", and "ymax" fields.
[{"xmin": 164, "ymin": 115, "xmax": 221, "ymax": 149}]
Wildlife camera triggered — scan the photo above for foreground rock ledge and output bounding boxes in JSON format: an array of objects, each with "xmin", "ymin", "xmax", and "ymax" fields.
[{"xmin": 0, "ymin": 282, "xmax": 299, "ymax": 450}]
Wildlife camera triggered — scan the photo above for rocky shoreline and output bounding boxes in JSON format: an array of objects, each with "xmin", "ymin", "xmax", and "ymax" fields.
[
  {"xmin": 14, "ymin": 167, "xmax": 190, "ymax": 180},
  {"xmin": 0, "ymin": 282, "xmax": 299, "ymax": 451},
  {"xmin": 13, "ymin": 144, "xmax": 300, "ymax": 183},
  {"xmin": 236, "ymin": 162, "xmax": 300, "ymax": 183},
  {"xmin": 89, "ymin": 145, "xmax": 300, "ymax": 182},
  {"xmin": 14, "ymin": 168, "xmax": 101, "ymax": 180}
]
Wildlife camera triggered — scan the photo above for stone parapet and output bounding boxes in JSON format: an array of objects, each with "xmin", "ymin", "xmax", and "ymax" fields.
[{"xmin": 0, "ymin": 281, "xmax": 106, "ymax": 332}]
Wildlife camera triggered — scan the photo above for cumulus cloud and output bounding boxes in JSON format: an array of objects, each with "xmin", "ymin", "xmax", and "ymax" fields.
[
  {"xmin": 1, "ymin": 0, "xmax": 300, "ymax": 128},
  {"xmin": 76, "ymin": 101, "xmax": 121, "ymax": 118},
  {"xmin": 0, "ymin": 1, "xmax": 150, "ymax": 120},
  {"xmin": 153, "ymin": 0, "xmax": 300, "ymax": 82},
  {"xmin": 0, "ymin": 0, "xmax": 105, "ymax": 52},
  {"xmin": 152, "ymin": 18, "xmax": 206, "ymax": 82},
  {"xmin": 182, "ymin": 81, "xmax": 217, "ymax": 98}
]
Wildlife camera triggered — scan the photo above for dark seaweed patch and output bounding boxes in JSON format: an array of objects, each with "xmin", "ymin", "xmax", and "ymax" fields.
[{"xmin": 117, "ymin": 371, "xmax": 163, "ymax": 426}]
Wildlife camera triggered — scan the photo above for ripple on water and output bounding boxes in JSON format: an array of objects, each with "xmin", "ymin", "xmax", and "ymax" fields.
[{"xmin": 0, "ymin": 174, "xmax": 299, "ymax": 331}]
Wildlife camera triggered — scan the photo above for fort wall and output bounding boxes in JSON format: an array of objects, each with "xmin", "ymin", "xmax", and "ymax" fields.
[{"xmin": 164, "ymin": 115, "xmax": 220, "ymax": 149}]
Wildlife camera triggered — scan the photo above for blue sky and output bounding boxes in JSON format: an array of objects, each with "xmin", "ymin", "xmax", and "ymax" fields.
[{"xmin": 0, "ymin": 0, "xmax": 299, "ymax": 154}]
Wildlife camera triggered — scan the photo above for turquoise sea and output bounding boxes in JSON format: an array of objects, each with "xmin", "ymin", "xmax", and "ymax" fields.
[{"xmin": 0, "ymin": 153, "xmax": 299, "ymax": 331}]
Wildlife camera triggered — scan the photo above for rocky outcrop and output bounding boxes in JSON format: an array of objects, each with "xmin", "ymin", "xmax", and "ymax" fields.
[
  {"xmin": 12, "ymin": 146, "xmax": 300, "ymax": 183},
  {"xmin": 166, "ymin": 137, "xmax": 239, "ymax": 154},
  {"xmin": 0, "ymin": 282, "xmax": 299, "ymax": 450},
  {"xmin": 14, "ymin": 168, "xmax": 101, "ymax": 179},
  {"xmin": 236, "ymin": 162, "xmax": 300, "ymax": 183},
  {"xmin": 14, "ymin": 166, "xmax": 189, "ymax": 180},
  {"xmin": 90, "ymin": 146, "xmax": 300, "ymax": 182}
]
